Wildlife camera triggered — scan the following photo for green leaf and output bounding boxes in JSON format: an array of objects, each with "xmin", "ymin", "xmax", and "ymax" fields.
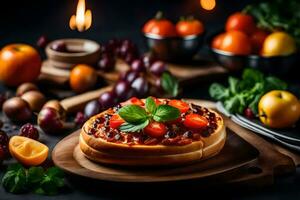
[
  {"xmin": 242, "ymin": 68, "xmax": 264, "ymax": 83},
  {"xmin": 119, "ymin": 120, "xmax": 149, "ymax": 132},
  {"xmin": 2, "ymin": 165, "xmax": 28, "ymax": 194},
  {"xmin": 228, "ymin": 77, "xmax": 239, "ymax": 94},
  {"xmin": 265, "ymin": 76, "xmax": 287, "ymax": 90},
  {"xmin": 209, "ymin": 83, "xmax": 230, "ymax": 101},
  {"xmin": 34, "ymin": 167, "xmax": 65, "ymax": 196},
  {"xmin": 161, "ymin": 72, "xmax": 179, "ymax": 97},
  {"xmin": 145, "ymin": 97, "xmax": 157, "ymax": 114},
  {"xmin": 118, "ymin": 105, "xmax": 148, "ymax": 124},
  {"xmin": 46, "ymin": 167, "xmax": 64, "ymax": 178},
  {"xmin": 153, "ymin": 105, "xmax": 180, "ymax": 122},
  {"xmin": 27, "ymin": 167, "xmax": 44, "ymax": 185}
]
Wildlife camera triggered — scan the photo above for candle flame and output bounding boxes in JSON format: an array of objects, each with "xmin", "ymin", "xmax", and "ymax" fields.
[
  {"xmin": 69, "ymin": 0, "xmax": 92, "ymax": 32},
  {"xmin": 200, "ymin": 0, "xmax": 216, "ymax": 10}
]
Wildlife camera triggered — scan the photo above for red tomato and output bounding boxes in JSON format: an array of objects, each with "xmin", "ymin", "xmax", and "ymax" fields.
[
  {"xmin": 183, "ymin": 114, "xmax": 208, "ymax": 129},
  {"xmin": 144, "ymin": 122, "xmax": 167, "ymax": 138},
  {"xmin": 121, "ymin": 97, "xmax": 144, "ymax": 106},
  {"xmin": 143, "ymin": 12, "xmax": 176, "ymax": 37},
  {"xmin": 250, "ymin": 29, "xmax": 269, "ymax": 54},
  {"xmin": 211, "ymin": 33, "xmax": 225, "ymax": 49},
  {"xmin": 225, "ymin": 12, "xmax": 256, "ymax": 35},
  {"xmin": 168, "ymin": 100, "xmax": 189, "ymax": 113},
  {"xmin": 176, "ymin": 19, "xmax": 204, "ymax": 37},
  {"xmin": 219, "ymin": 31, "xmax": 252, "ymax": 55},
  {"xmin": 109, "ymin": 114, "xmax": 125, "ymax": 129}
]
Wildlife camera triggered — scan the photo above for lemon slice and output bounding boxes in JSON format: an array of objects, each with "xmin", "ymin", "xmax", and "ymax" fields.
[{"xmin": 9, "ymin": 136, "xmax": 49, "ymax": 166}]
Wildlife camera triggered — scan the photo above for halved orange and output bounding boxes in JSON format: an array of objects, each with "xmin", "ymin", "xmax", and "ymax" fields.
[{"xmin": 9, "ymin": 136, "xmax": 49, "ymax": 166}]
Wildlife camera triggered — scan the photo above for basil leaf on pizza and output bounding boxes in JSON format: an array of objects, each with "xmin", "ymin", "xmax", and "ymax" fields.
[
  {"xmin": 145, "ymin": 97, "xmax": 157, "ymax": 114},
  {"xmin": 153, "ymin": 105, "xmax": 180, "ymax": 122},
  {"xmin": 118, "ymin": 105, "xmax": 148, "ymax": 124},
  {"xmin": 120, "ymin": 120, "xmax": 149, "ymax": 132}
]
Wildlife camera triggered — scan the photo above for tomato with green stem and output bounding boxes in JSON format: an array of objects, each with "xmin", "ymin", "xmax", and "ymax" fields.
[
  {"xmin": 176, "ymin": 16, "xmax": 204, "ymax": 36},
  {"xmin": 143, "ymin": 11, "xmax": 176, "ymax": 37}
]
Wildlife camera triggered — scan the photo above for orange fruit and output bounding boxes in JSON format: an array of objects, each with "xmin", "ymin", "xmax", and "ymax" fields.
[
  {"xmin": 9, "ymin": 136, "xmax": 49, "ymax": 166},
  {"xmin": 70, "ymin": 64, "xmax": 97, "ymax": 93},
  {"xmin": 0, "ymin": 44, "xmax": 41, "ymax": 86}
]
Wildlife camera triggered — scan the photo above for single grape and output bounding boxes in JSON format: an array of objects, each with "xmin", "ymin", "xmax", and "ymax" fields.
[
  {"xmin": 84, "ymin": 100, "xmax": 101, "ymax": 118},
  {"xmin": 141, "ymin": 54, "xmax": 156, "ymax": 68},
  {"xmin": 131, "ymin": 59, "xmax": 145, "ymax": 72},
  {"xmin": 113, "ymin": 81, "xmax": 135, "ymax": 101},
  {"xmin": 131, "ymin": 77, "xmax": 149, "ymax": 97},
  {"xmin": 98, "ymin": 55, "xmax": 116, "ymax": 72},
  {"xmin": 150, "ymin": 61, "xmax": 167, "ymax": 76},
  {"xmin": 125, "ymin": 71, "xmax": 139, "ymax": 84},
  {"xmin": 98, "ymin": 91, "xmax": 118, "ymax": 110}
]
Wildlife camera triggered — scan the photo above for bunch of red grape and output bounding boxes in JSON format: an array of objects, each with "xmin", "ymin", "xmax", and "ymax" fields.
[{"xmin": 83, "ymin": 39, "xmax": 175, "ymax": 120}]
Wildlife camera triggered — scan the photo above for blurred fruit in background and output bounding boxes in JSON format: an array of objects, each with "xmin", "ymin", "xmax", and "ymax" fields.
[
  {"xmin": 211, "ymin": 33, "xmax": 225, "ymax": 49},
  {"xmin": 0, "ymin": 44, "xmax": 41, "ymax": 86},
  {"xmin": 21, "ymin": 91, "xmax": 46, "ymax": 112},
  {"xmin": 259, "ymin": 90, "xmax": 300, "ymax": 128},
  {"xmin": 261, "ymin": 32, "xmax": 296, "ymax": 57},
  {"xmin": 176, "ymin": 16, "xmax": 204, "ymax": 36},
  {"xmin": 225, "ymin": 12, "xmax": 256, "ymax": 35},
  {"xmin": 2, "ymin": 97, "xmax": 32, "ymax": 122},
  {"xmin": 250, "ymin": 29, "xmax": 269, "ymax": 54},
  {"xmin": 143, "ymin": 11, "xmax": 177, "ymax": 37},
  {"xmin": 70, "ymin": 64, "xmax": 97, "ymax": 93},
  {"xmin": 219, "ymin": 31, "xmax": 252, "ymax": 55},
  {"xmin": 16, "ymin": 83, "xmax": 39, "ymax": 97}
]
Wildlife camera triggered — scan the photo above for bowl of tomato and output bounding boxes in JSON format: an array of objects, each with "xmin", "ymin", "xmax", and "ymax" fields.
[
  {"xmin": 209, "ymin": 12, "xmax": 299, "ymax": 76},
  {"xmin": 143, "ymin": 12, "xmax": 205, "ymax": 62}
]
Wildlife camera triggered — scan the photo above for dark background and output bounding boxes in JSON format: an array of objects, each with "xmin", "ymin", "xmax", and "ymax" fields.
[
  {"xmin": 1, "ymin": 0, "xmax": 300, "ymax": 199},
  {"xmin": 0, "ymin": 0, "xmax": 250, "ymax": 48}
]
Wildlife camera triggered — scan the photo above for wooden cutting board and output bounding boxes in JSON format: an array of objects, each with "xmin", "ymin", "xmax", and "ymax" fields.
[{"xmin": 52, "ymin": 99, "xmax": 299, "ymax": 186}]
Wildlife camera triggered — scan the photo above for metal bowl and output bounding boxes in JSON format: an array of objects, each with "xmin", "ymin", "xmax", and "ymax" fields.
[
  {"xmin": 144, "ymin": 33, "xmax": 204, "ymax": 62},
  {"xmin": 209, "ymin": 32, "xmax": 299, "ymax": 76}
]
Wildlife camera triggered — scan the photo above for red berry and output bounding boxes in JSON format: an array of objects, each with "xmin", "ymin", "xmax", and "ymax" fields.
[
  {"xmin": 75, "ymin": 111, "xmax": 87, "ymax": 126},
  {"xmin": 0, "ymin": 130, "xmax": 9, "ymax": 146},
  {"xmin": 19, "ymin": 123, "xmax": 39, "ymax": 140},
  {"xmin": 244, "ymin": 108, "xmax": 255, "ymax": 119},
  {"xmin": 0, "ymin": 144, "xmax": 9, "ymax": 161}
]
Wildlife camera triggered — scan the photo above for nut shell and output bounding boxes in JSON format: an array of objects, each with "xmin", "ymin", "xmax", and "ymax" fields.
[
  {"xmin": 2, "ymin": 97, "xmax": 32, "ymax": 122},
  {"xmin": 16, "ymin": 82, "xmax": 39, "ymax": 96},
  {"xmin": 21, "ymin": 91, "xmax": 46, "ymax": 112}
]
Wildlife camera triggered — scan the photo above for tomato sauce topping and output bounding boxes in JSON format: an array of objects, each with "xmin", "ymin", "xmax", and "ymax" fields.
[{"xmin": 86, "ymin": 100, "xmax": 221, "ymax": 146}]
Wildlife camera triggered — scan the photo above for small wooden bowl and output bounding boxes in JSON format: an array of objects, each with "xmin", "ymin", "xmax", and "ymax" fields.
[{"xmin": 46, "ymin": 38, "xmax": 101, "ymax": 69}]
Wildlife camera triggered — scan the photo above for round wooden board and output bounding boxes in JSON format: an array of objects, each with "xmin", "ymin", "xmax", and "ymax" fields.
[
  {"xmin": 52, "ymin": 127, "xmax": 259, "ymax": 182},
  {"xmin": 52, "ymin": 99, "xmax": 299, "ymax": 184}
]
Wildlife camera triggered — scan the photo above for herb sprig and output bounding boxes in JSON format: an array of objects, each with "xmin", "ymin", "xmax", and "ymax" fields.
[
  {"xmin": 209, "ymin": 68, "xmax": 287, "ymax": 115},
  {"xmin": 2, "ymin": 164, "xmax": 65, "ymax": 195},
  {"xmin": 119, "ymin": 97, "xmax": 180, "ymax": 132}
]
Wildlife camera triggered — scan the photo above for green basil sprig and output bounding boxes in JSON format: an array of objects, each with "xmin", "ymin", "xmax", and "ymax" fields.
[
  {"xmin": 2, "ymin": 163, "xmax": 65, "ymax": 195},
  {"xmin": 118, "ymin": 97, "xmax": 180, "ymax": 132}
]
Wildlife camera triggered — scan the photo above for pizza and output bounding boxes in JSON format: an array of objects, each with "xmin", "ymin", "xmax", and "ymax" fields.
[{"xmin": 79, "ymin": 97, "xmax": 226, "ymax": 166}]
